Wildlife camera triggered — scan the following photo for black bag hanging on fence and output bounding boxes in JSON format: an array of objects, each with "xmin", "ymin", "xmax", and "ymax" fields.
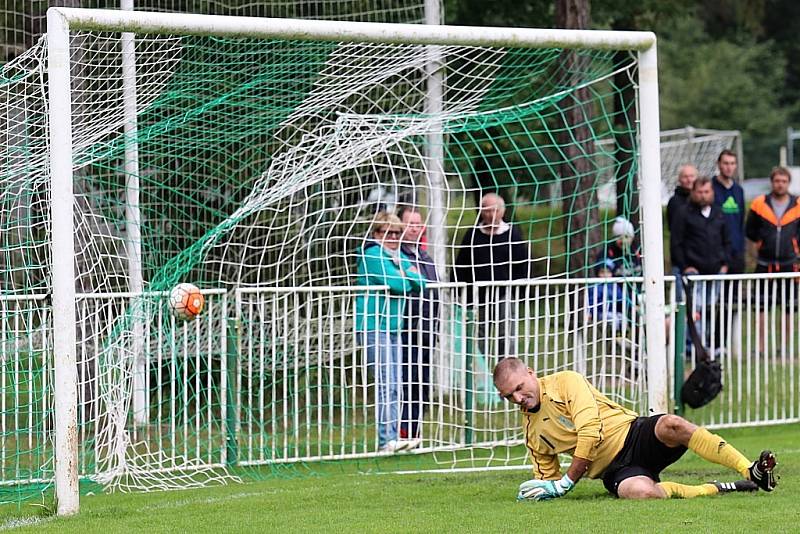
[{"xmin": 680, "ymin": 277, "xmax": 723, "ymax": 409}]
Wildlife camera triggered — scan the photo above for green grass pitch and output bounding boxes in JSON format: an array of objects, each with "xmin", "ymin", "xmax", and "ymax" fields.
[{"xmin": 0, "ymin": 423, "xmax": 797, "ymax": 533}]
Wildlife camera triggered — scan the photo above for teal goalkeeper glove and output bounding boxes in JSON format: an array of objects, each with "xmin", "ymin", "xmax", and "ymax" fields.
[{"xmin": 517, "ymin": 475, "xmax": 575, "ymax": 502}]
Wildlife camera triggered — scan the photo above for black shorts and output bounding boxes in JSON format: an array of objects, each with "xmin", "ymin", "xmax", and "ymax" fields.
[
  {"xmin": 602, "ymin": 415, "xmax": 687, "ymax": 497},
  {"xmin": 727, "ymin": 254, "xmax": 745, "ymax": 275},
  {"xmin": 753, "ymin": 264, "xmax": 799, "ymax": 309}
]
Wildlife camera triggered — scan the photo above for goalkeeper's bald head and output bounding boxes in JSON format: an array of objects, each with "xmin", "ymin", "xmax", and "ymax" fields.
[
  {"xmin": 492, "ymin": 357, "xmax": 528, "ymax": 387},
  {"xmin": 493, "ymin": 357, "xmax": 540, "ymax": 410},
  {"xmin": 492, "ymin": 357, "xmax": 533, "ymax": 387}
]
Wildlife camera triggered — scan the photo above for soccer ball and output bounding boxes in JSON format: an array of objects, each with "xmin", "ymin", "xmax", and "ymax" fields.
[{"xmin": 169, "ymin": 283, "xmax": 205, "ymax": 321}]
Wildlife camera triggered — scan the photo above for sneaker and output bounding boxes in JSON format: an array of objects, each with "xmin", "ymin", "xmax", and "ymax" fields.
[
  {"xmin": 400, "ymin": 438, "xmax": 421, "ymax": 451},
  {"xmin": 712, "ymin": 480, "xmax": 758, "ymax": 493},
  {"xmin": 614, "ymin": 336, "xmax": 638, "ymax": 353},
  {"xmin": 748, "ymin": 450, "xmax": 777, "ymax": 491},
  {"xmin": 391, "ymin": 439, "xmax": 417, "ymax": 452},
  {"xmin": 378, "ymin": 440, "xmax": 400, "ymax": 454}
]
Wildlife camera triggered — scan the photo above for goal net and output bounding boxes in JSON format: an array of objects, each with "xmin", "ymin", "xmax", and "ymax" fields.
[
  {"xmin": 1, "ymin": 1, "xmax": 429, "ymax": 64},
  {"xmin": 596, "ymin": 125, "xmax": 742, "ymax": 207},
  {"xmin": 0, "ymin": 10, "xmax": 665, "ymax": 507},
  {"xmin": 658, "ymin": 126, "xmax": 742, "ymax": 192}
]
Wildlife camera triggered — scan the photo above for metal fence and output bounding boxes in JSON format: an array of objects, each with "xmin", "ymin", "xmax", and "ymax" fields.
[
  {"xmin": 234, "ymin": 279, "xmax": 647, "ymax": 465},
  {"xmin": 1, "ymin": 274, "xmax": 799, "ymax": 491},
  {"xmin": 73, "ymin": 289, "xmax": 230, "ymax": 479},
  {"xmin": 675, "ymin": 273, "xmax": 800, "ymax": 429},
  {"xmin": 0, "ymin": 294, "xmax": 51, "ymax": 489}
]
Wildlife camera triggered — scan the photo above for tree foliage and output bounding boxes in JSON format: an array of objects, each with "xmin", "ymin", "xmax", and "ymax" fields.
[
  {"xmin": 658, "ymin": 14, "xmax": 788, "ymax": 175},
  {"xmin": 449, "ymin": 0, "xmax": 793, "ymax": 177},
  {"xmin": 1, "ymin": 0, "xmax": 797, "ymax": 177}
]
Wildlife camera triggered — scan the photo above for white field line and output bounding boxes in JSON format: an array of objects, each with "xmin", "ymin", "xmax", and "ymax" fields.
[
  {"xmin": 0, "ymin": 516, "xmax": 55, "ymax": 531},
  {"xmin": 137, "ymin": 490, "xmax": 278, "ymax": 512},
  {"xmin": 0, "ymin": 491, "xmax": 277, "ymax": 529},
  {"xmin": 371, "ymin": 465, "xmax": 531, "ymax": 475}
]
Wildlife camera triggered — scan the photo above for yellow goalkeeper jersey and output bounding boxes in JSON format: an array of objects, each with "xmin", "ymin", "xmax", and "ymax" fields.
[{"xmin": 522, "ymin": 370, "xmax": 637, "ymax": 480}]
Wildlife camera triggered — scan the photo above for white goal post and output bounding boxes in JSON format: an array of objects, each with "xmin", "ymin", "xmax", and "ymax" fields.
[{"xmin": 46, "ymin": 8, "xmax": 664, "ymax": 515}]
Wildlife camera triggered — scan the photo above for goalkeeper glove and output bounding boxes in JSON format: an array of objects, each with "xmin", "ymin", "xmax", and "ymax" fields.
[{"xmin": 517, "ymin": 474, "xmax": 575, "ymax": 502}]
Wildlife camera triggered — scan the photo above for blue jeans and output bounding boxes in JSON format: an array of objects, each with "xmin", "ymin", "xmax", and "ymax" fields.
[
  {"xmin": 672, "ymin": 266, "xmax": 685, "ymax": 301},
  {"xmin": 359, "ymin": 331, "xmax": 401, "ymax": 447},
  {"xmin": 693, "ymin": 278, "xmax": 721, "ymax": 349},
  {"xmin": 679, "ymin": 272, "xmax": 723, "ymax": 356}
]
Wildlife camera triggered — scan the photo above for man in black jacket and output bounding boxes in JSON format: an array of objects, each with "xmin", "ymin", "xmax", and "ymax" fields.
[
  {"xmin": 453, "ymin": 193, "xmax": 530, "ymax": 358},
  {"xmin": 667, "ymin": 164, "xmax": 698, "ymax": 298},
  {"xmin": 398, "ymin": 206, "xmax": 439, "ymax": 444},
  {"xmin": 670, "ymin": 175, "xmax": 731, "ymax": 354},
  {"xmin": 671, "ymin": 175, "xmax": 731, "ymax": 276},
  {"xmin": 667, "ymin": 164, "xmax": 698, "ymax": 234}
]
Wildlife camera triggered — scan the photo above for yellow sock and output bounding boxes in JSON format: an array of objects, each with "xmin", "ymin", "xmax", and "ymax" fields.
[
  {"xmin": 657, "ymin": 481, "xmax": 718, "ymax": 499},
  {"xmin": 688, "ymin": 427, "xmax": 751, "ymax": 478}
]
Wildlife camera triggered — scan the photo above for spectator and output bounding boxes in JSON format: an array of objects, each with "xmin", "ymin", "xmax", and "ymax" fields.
[
  {"xmin": 670, "ymin": 175, "xmax": 730, "ymax": 354},
  {"xmin": 596, "ymin": 216, "xmax": 642, "ymax": 277},
  {"xmin": 355, "ymin": 212, "xmax": 426, "ymax": 453},
  {"xmin": 745, "ymin": 166, "xmax": 800, "ymax": 354},
  {"xmin": 745, "ymin": 167, "xmax": 800, "ymax": 274},
  {"xmin": 590, "ymin": 224, "xmax": 641, "ymax": 369},
  {"xmin": 671, "ymin": 176, "xmax": 730, "ymax": 276},
  {"xmin": 667, "ymin": 164, "xmax": 698, "ymax": 233},
  {"xmin": 667, "ymin": 165, "xmax": 698, "ymax": 298},
  {"xmin": 712, "ymin": 150, "xmax": 745, "ymax": 274},
  {"xmin": 453, "ymin": 193, "xmax": 529, "ymax": 358},
  {"xmin": 397, "ymin": 206, "xmax": 439, "ymax": 444},
  {"xmin": 587, "ymin": 258, "xmax": 630, "ymax": 330}
]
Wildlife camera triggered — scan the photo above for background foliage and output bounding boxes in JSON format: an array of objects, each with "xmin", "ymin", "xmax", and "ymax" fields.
[
  {"xmin": 448, "ymin": 0, "xmax": 797, "ymax": 177},
  {"xmin": 4, "ymin": 0, "xmax": 796, "ymax": 177}
]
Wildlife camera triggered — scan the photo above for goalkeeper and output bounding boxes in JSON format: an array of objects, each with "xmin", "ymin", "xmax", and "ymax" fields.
[{"xmin": 493, "ymin": 358, "xmax": 777, "ymax": 501}]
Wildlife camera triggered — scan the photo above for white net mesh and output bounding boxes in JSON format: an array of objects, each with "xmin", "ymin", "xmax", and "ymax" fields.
[
  {"xmin": 595, "ymin": 125, "xmax": 741, "ymax": 207},
  {"xmin": 1, "ymin": 21, "xmax": 650, "ymax": 500},
  {"xmin": 1, "ymin": 1, "xmax": 430, "ymax": 64},
  {"xmin": 658, "ymin": 126, "xmax": 741, "ymax": 192}
]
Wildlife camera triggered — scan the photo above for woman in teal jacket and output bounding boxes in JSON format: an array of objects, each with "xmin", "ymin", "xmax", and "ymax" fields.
[{"xmin": 356, "ymin": 212, "xmax": 426, "ymax": 453}]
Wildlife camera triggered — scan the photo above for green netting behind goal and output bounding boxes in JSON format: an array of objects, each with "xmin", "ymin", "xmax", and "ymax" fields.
[{"xmin": 0, "ymin": 29, "xmax": 645, "ymax": 503}]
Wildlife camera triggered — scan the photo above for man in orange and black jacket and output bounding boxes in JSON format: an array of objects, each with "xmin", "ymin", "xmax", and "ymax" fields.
[{"xmin": 745, "ymin": 166, "xmax": 800, "ymax": 274}]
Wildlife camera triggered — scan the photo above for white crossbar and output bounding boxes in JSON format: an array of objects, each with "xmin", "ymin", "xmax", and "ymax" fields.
[{"xmin": 49, "ymin": 7, "xmax": 655, "ymax": 50}]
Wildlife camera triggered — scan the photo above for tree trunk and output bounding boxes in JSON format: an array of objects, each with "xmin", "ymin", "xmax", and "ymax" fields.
[
  {"xmin": 555, "ymin": 0, "xmax": 600, "ymax": 277},
  {"xmin": 612, "ymin": 17, "xmax": 639, "ymax": 229}
]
